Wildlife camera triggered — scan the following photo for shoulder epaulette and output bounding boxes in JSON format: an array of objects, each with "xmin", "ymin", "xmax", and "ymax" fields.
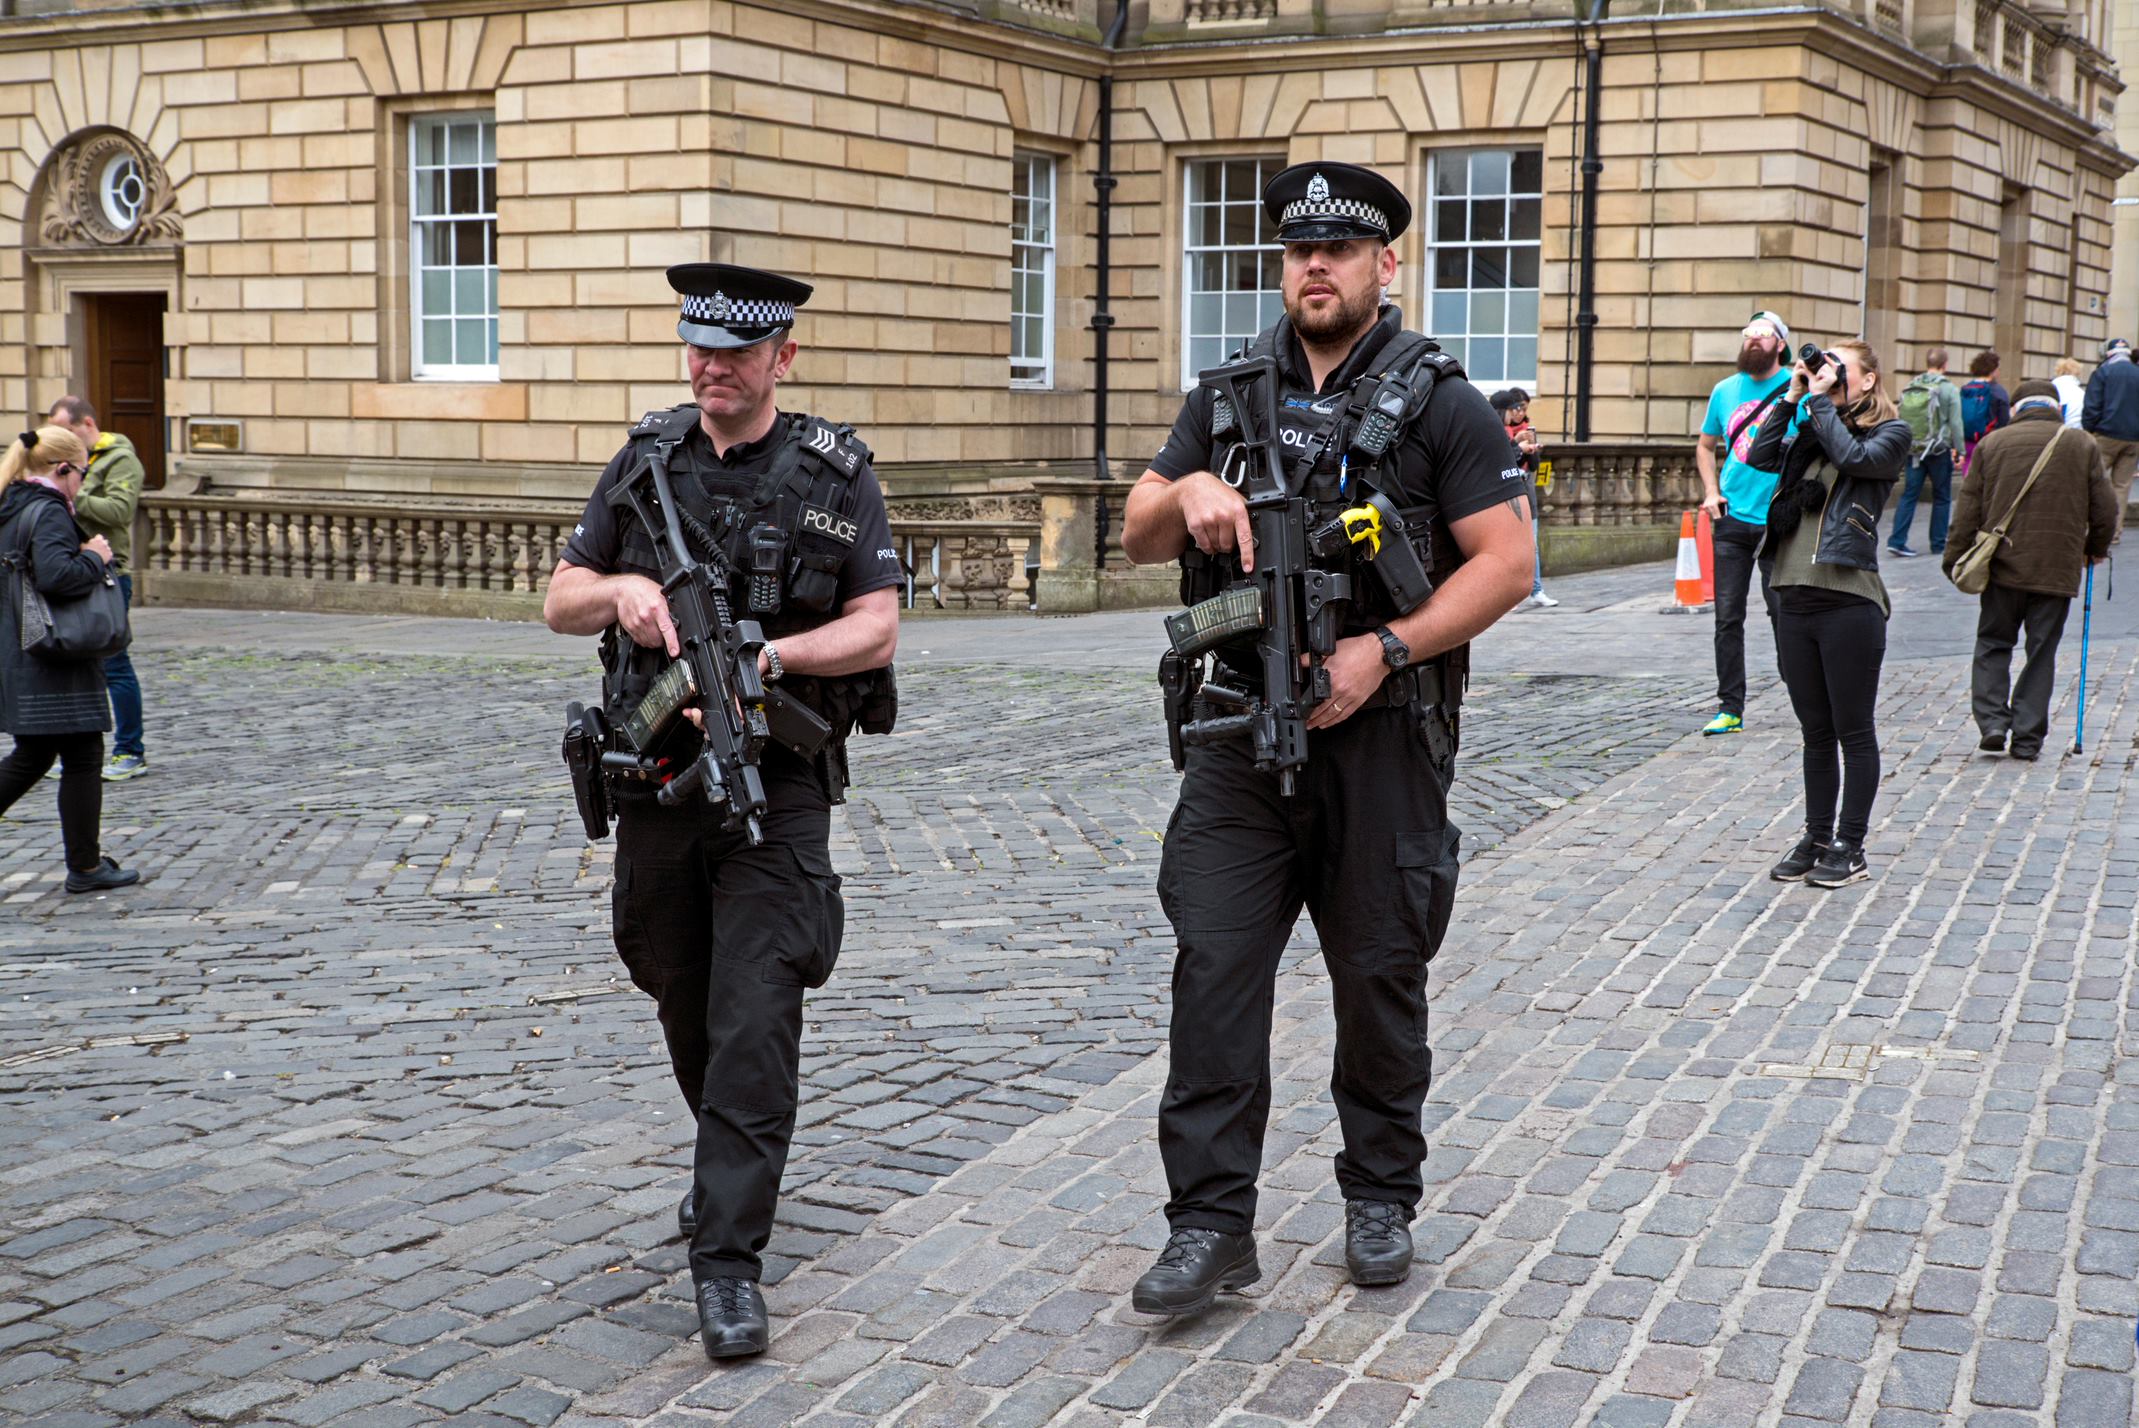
[
  {"xmin": 798, "ymin": 415, "xmax": 870, "ymax": 481},
  {"xmin": 628, "ymin": 404, "xmax": 699, "ymax": 442}
]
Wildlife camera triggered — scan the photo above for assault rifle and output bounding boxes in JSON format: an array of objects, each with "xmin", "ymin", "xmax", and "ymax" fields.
[
  {"xmin": 1154, "ymin": 353, "xmax": 1324, "ymax": 796},
  {"xmin": 562, "ymin": 432, "xmax": 829, "ymax": 846}
]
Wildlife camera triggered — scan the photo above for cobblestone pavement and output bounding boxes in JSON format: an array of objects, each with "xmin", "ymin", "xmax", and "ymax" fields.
[{"xmin": 2, "ymin": 561, "xmax": 2133, "ymax": 1427}]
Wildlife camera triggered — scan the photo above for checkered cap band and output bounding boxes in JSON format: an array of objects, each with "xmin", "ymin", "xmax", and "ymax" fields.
[
  {"xmin": 1280, "ymin": 197, "xmax": 1389, "ymax": 235},
  {"xmin": 680, "ymin": 292, "xmax": 794, "ymax": 327}
]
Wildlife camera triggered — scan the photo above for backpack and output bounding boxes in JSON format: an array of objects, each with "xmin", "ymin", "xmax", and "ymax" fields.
[
  {"xmin": 1961, "ymin": 380, "xmax": 2000, "ymax": 445},
  {"xmin": 1898, "ymin": 374, "xmax": 1941, "ymax": 457}
]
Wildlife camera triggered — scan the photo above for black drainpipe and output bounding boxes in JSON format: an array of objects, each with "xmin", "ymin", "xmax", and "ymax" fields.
[
  {"xmin": 1091, "ymin": 0, "xmax": 1128, "ymax": 518},
  {"xmin": 1574, "ymin": 1, "xmax": 1607, "ymax": 442}
]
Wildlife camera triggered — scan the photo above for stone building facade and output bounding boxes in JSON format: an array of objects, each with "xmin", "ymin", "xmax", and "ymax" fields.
[{"xmin": 0, "ymin": 0, "xmax": 2125, "ymax": 614}]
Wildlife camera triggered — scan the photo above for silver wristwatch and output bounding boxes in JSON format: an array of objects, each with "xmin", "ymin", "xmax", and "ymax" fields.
[{"xmin": 763, "ymin": 643, "xmax": 784, "ymax": 682}]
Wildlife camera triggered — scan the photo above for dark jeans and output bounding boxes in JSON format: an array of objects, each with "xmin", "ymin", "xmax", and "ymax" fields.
[
  {"xmin": 104, "ymin": 574, "xmax": 142, "ymax": 757},
  {"xmin": 610, "ymin": 750, "xmax": 842, "ymax": 1284},
  {"xmin": 1712, "ymin": 514, "xmax": 1777, "ymax": 717},
  {"xmin": 0, "ymin": 732, "xmax": 105, "ymax": 870},
  {"xmin": 1971, "ymin": 583, "xmax": 2070, "ymax": 754},
  {"xmin": 1888, "ymin": 452, "xmax": 1954, "ymax": 554},
  {"xmin": 1776, "ymin": 602, "xmax": 1887, "ymax": 845},
  {"xmin": 1156, "ymin": 703, "xmax": 1460, "ymax": 1233}
]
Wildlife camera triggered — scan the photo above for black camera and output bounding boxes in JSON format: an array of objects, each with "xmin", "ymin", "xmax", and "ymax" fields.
[{"xmin": 1798, "ymin": 342, "xmax": 1826, "ymax": 374}]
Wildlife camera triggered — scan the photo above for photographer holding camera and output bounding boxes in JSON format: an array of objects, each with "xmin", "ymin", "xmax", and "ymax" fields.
[{"xmin": 1743, "ymin": 340, "xmax": 1908, "ymax": 888}]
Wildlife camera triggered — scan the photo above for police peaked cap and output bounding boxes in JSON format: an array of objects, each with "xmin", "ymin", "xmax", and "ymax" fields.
[
  {"xmin": 1262, "ymin": 161, "xmax": 1411, "ymax": 244},
  {"xmin": 667, "ymin": 263, "xmax": 813, "ymax": 349}
]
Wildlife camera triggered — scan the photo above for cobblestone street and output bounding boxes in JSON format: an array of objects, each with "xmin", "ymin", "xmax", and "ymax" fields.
[{"xmin": 3, "ymin": 553, "xmax": 2136, "ymax": 1428}]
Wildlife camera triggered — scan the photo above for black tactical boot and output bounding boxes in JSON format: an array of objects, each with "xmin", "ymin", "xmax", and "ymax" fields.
[
  {"xmin": 1769, "ymin": 836, "xmax": 1830, "ymax": 882},
  {"xmin": 677, "ymin": 1187, "xmax": 697, "ymax": 1241},
  {"xmin": 1345, "ymin": 1200, "xmax": 1415, "ymax": 1286},
  {"xmin": 1131, "ymin": 1228, "xmax": 1259, "ymax": 1317},
  {"xmin": 696, "ymin": 1277, "xmax": 768, "ymax": 1359},
  {"xmin": 1805, "ymin": 839, "xmax": 1870, "ymax": 888},
  {"xmin": 65, "ymin": 856, "xmax": 139, "ymax": 894}
]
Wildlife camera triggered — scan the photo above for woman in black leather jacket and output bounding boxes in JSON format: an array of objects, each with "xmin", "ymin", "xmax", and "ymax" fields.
[{"xmin": 1742, "ymin": 339, "xmax": 1909, "ymax": 889}]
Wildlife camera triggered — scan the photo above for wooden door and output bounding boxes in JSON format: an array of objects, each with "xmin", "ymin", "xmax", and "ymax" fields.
[{"xmin": 82, "ymin": 293, "xmax": 166, "ymax": 490}]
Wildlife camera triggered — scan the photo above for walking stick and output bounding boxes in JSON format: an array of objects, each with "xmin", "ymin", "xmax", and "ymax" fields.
[{"xmin": 2071, "ymin": 562, "xmax": 2094, "ymax": 756}]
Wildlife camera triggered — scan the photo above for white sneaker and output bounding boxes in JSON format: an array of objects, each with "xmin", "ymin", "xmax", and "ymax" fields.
[{"xmin": 1528, "ymin": 591, "xmax": 1560, "ymax": 608}]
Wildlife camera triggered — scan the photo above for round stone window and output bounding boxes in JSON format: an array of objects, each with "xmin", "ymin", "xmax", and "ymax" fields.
[{"xmin": 99, "ymin": 152, "xmax": 146, "ymax": 234}]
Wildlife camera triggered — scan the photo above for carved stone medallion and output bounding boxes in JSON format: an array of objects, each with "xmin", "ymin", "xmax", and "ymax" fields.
[{"xmin": 38, "ymin": 130, "xmax": 181, "ymax": 247}]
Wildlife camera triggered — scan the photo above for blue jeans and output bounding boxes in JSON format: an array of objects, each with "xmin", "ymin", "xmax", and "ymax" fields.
[
  {"xmin": 104, "ymin": 574, "xmax": 143, "ymax": 757},
  {"xmin": 1888, "ymin": 452, "xmax": 1953, "ymax": 553}
]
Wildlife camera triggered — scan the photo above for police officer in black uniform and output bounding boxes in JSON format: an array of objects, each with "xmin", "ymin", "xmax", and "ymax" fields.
[
  {"xmin": 544, "ymin": 264, "xmax": 902, "ymax": 1358},
  {"xmin": 1120, "ymin": 162, "xmax": 1534, "ymax": 1316}
]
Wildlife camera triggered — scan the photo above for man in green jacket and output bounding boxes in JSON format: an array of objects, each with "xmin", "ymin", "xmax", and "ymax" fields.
[
  {"xmin": 47, "ymin": 397, "xmax": 149, "ymax": 780},
  {"xmin": 1888, "ymin": 348, "xmax": 1966, "ymax": 557}
]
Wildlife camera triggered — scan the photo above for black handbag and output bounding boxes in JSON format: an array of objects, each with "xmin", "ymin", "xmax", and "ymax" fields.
[{"xmin": 0, "ymin": 508, "xmax": 131, "ymax": 663}]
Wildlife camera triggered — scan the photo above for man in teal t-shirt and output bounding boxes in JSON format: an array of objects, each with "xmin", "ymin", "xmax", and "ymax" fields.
[{"xmin": 1694, "ymin": 310, "xmax": 1795, "ymax": 735}]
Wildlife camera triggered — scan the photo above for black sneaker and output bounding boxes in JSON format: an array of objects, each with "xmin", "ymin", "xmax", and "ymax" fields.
[
  {"xmin": 1130, "ymin": 1228, "xmax": 1259, "ymax": 1317},
  {"xmin": 65, "ymin": 857, "xmax": 140, "ymax": 894},
  {"xmin": 1978, "ymin": 731, "xmax": 2007, "ymax": 753},
  {"xmin": 1770, "ymin": 837, "xmax": 1830, "ymax": 882},
  {"xmin": 1805, "ymin": 840, "xmax": 1869, "ymax": 888}
]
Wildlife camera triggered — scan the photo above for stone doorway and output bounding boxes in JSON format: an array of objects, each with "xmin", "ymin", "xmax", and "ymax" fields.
[{"xmin": 78, "ymin": 291, "xmax": 166, "ymax": 489}]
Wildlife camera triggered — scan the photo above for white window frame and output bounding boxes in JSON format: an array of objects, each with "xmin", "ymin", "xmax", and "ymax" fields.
[
  {"xmin": 1180, "ymin": 156, "xmax": 1285, "ymax": 391},
  {"xmin": 409, "ymin": 113, "xmax": 499, "ymax": 382},
  {"xmin": 1011, "ymin": 152, "xmax": 1057, "ymax": 389},
  {"xmin": 1425, "ymin": 147, "xmax": 1544, "ymax": 389}
]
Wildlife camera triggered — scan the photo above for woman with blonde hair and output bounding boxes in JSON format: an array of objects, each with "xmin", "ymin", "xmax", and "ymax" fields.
[
  {"xmin": 1743, "ymin": 339, "xmax": 1909, "ymax": 889},
  {"xmin": 2053, "ymin": 356, "xmax": 2086, "ymax": 427},
  {"xmin": 0, "ymin": 425, "xmax": 139, "ymax": 892}
]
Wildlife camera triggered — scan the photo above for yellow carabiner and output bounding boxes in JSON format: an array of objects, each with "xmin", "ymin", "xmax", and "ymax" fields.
[{"xmin": 1338, "ymin": 504, "xmax": 1383, "ymax": 557}]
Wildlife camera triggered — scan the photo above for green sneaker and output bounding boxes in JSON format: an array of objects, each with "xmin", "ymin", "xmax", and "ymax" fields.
[
  {"xmin": 1701, "ymin": 712, "xmax": 1744, "ymax": 737},
  {"xmin": 103, "ymin": 753, "xmax": 150, "ymax": 782}
]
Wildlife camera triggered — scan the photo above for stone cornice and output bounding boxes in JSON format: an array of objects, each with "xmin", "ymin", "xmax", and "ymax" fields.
[{"xmin": 0, "ymin": 0, "xmax": 1115, "ymax": 73}]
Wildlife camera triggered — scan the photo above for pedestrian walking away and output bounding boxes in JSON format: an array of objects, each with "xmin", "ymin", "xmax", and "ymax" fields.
[
  {"xmin": 2081, "ymin": 335, "xmax": 2139, "ymax": 544},
  {"xmin": 1494, "ymin": 387, "xmax": 1557, "ymax": 608},
  {"xmin": 1944, "ymin": 379, "xmax": 2117, "ymax": 760},
  {"xmin": 0, "ymin": 427, "xmax": 141, "ymax": 894},
  {"xmin": 1958, "ymin": 348, "xmax": 2011, "ymax": 473},
  {"xmin": 2053, "ymin": 356, "xmax": 2086, "ymax": 428},
  {"xmin": 543, "ymin": 262, "xmax": 902, "ymax": 1360},
  {"xmin": 1744, "ymin": 339, "xmax": 1907, "ymax": 889},
  {"xmin": 45, "ymin": 396, "xmax": 148, "ymax": 781},
  {"xmin": 1120, "ymin": 160, "xmax": 1533, "ymax": 1319},
  {"xmin": 1886, "ymin": 347, "xmax": 1963, "ymax": 558},
  {"xmin": 1694, "ymin": 309, "xmax": 1797, "ymax": 736}
]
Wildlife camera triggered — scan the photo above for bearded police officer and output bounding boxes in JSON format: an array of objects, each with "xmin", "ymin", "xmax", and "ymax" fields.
[
  {"xmin": 543, "ymin": 264, "xmax": 901, "ymax": 1357},
  {"xmin": 1120, "ymin": 162, "xmax": 1533, "ymax": 1315}
]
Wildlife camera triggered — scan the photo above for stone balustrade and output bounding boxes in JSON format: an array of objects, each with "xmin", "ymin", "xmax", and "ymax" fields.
[{"xmin": 135, "ymin": 446, "xmax": 1713, "ymax": 619}]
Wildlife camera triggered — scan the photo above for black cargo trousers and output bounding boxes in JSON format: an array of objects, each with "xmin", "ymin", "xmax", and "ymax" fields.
[
  {"xmin": 610, "ymin": 746, "xmax": 844, "ymax": 1284},
  {"xmin": 1156, "ymin": 694, "xmax": 1462, "ymax": 1234}
]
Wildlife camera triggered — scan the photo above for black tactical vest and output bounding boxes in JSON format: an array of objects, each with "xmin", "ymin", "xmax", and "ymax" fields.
[
  {"xmin": 1180, "ymin": 320, "xmax": 1464, "ymax": 637},
  {"xmin": 601, "ymin": 405, "xmax": 893, "ymax": 758}
]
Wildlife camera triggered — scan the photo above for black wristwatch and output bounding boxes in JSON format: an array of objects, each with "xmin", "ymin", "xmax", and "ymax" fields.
[{"xmin": 1374, "ymin": 626, "xmax": 1411, "ymax": 670}]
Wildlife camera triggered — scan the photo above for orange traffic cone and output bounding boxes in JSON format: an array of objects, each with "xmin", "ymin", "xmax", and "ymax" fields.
[{"xmin": 1667, "ymin": 511, "xmax": 1711, "ymax": 613}]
